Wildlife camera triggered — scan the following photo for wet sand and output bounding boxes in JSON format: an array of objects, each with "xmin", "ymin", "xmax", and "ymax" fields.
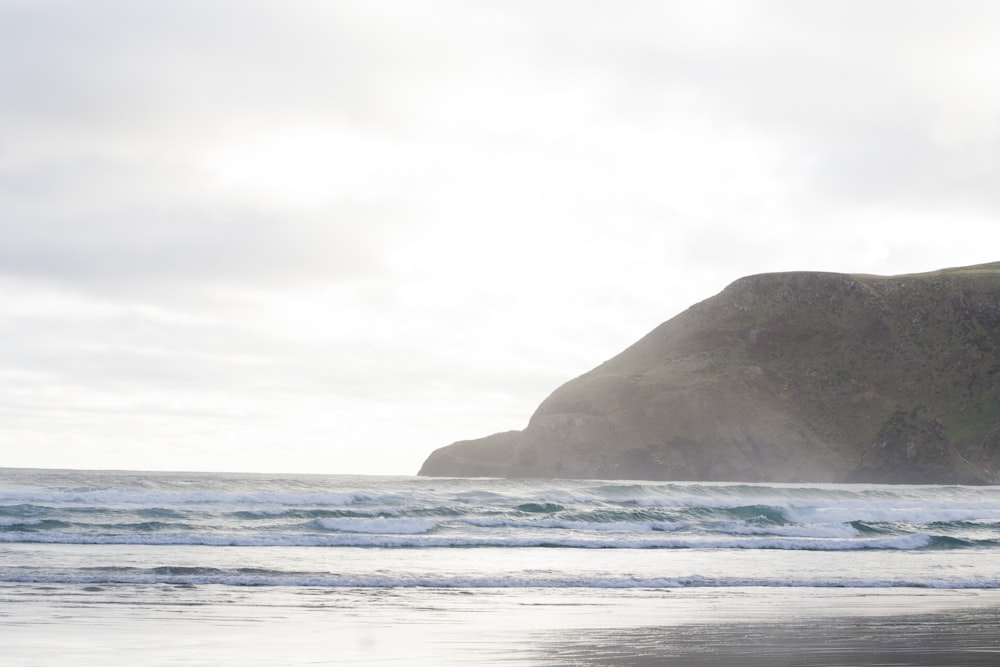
[
  {"xmin": 4, "ymin": 583, "xmax": 999, "ymax": 666},
  {"xmin": 545, "ymin": 604, "xmax": 1000, "ymax": 666}
]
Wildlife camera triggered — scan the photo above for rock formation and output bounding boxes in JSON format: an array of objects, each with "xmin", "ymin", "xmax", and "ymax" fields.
[{"xmin": 419, "ymin": 263, "xmax": 1000, "ymax": 484}]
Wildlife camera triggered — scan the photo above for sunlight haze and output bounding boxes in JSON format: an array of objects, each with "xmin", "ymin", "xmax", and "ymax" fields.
[{"xmin": 2, "ymin": 0, "xmax": 999, "ymax": 474}]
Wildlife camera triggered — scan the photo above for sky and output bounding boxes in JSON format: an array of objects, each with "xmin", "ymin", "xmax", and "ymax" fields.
[{"xmin": 2, "ymin": 1, "xmax": 1000, "ymax": 475}]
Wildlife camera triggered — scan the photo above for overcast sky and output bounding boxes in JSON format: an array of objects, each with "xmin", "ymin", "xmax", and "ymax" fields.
[{"xmin": 2, "ymin": 1, "xmax": 999, "ymax": 475}]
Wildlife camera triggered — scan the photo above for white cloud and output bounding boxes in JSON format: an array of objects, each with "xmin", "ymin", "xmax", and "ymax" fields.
[{"xmin": 2, "ymin": 1, "xmax": 999, "ymax": 473}]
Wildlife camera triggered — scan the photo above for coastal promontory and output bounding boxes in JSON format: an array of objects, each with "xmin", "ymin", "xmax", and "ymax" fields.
[{"xmin": 419, "ymin": 263, "xmax": 1000, "ymax": 484}]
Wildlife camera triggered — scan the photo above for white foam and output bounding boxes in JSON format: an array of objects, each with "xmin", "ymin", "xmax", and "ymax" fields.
[
  {"xmin": 1, "ymin": 569, "xmax": 997, "ymax": 590},
  {"xmin": 707, "ymin": 521, "xmax": 861, "ymax": 539},
  {"xmin": 0, "ymin": 518, "xmax": 44, "ymax": 527},
  {"xmin": 0, "ymin": 530, "xmax": 933, "ymax": 551},
  {"xmin": 317, "ymin": 517, "xmax": 438, "ymax": 534},
  {"xmin": 463, "ymin": 517, "xmax": 683, "ymax": 533},
  {"xmin": 783, "ymin": 502, "xmax": 1000, "ymax": 525},
  {"xmin": 0, "ymin": 489, "xmax": 381, "ymax": 508}
]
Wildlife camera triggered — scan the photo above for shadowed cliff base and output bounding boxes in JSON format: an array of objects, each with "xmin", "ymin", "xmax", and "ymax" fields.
[{"xmin": 420, "ymin": 262, "xmax": 1000, "ymax": 484}]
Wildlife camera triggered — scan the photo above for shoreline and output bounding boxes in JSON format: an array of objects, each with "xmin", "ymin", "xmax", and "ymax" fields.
[{"xmin": 3, "ymin": 583, "xmax": 1000, "ymax": 666}]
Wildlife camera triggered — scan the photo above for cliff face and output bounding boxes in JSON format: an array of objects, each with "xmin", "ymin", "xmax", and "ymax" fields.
[{"xmin": 419, "ymin": 263, "xmax": 1000, "ymax": 484}]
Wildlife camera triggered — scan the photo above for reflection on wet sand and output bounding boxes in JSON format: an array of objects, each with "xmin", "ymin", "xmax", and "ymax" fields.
[{"xmin": 543, "ymin": 606, "xmax": 1000, "ymax": 667}]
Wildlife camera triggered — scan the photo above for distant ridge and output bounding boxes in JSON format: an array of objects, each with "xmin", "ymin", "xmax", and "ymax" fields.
[{"xmin": 420, "ymin": 262, "xmax": 1000, "ymax": 484}]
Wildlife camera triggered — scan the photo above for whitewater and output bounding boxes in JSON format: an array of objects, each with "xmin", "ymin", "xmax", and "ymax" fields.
[{"xmin": 3, "ymin": 468, "xmax": 1000, "ymax": 665}]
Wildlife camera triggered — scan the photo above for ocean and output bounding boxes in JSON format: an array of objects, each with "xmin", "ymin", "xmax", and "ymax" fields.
[{"xmin": 2, "ymin": 468, "xmax": 1000, "ymax": 665}]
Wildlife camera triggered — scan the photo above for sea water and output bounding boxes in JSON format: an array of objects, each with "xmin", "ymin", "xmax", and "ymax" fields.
[{"xmin": 2, "ymin": 468, "xmax": 1000, "ymax": 665}]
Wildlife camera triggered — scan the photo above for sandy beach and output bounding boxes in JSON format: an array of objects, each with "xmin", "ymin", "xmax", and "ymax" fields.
[{"xmin": 5, "ymin": 583, "xmax": 999, "ymax": 666}]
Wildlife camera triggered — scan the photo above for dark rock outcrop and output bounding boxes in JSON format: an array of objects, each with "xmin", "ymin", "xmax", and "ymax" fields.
[
  {"xmin": 849, "ymin": 406, "xmax": 976, "ymax": 484},
  {"xmin": 420, "ymin": 262, "xmax": 1000, "ymax": 484}
]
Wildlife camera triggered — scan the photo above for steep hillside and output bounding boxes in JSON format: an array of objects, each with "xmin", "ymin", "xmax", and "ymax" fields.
[{"xmin": 420, "ymin": 263, "xmax": 1000, "ymax": 483}]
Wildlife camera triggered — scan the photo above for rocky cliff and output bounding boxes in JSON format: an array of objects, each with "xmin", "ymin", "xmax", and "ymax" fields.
[{"xmin": 419, "ymin": 263, "xmax": 1000, "ymax": 484}]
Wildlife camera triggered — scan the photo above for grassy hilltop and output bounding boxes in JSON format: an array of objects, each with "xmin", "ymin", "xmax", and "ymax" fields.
[{"xmin": 420, "ymin": 262, "xmax": 1000, "ymax": 484}]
